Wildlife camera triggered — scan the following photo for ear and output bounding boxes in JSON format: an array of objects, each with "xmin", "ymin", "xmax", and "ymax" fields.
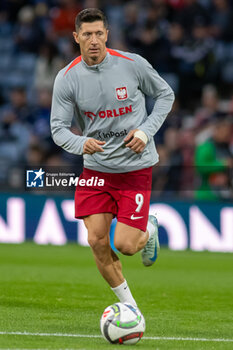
[
  {"xmin": 73, "ymin": 32, "xmax": 79, "ymax": 44},
  {"xmin": 105, "ymin": 30, "xmax": 109, "ymax": 43}
]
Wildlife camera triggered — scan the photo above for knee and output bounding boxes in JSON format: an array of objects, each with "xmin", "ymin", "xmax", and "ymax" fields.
[
  {"xmin": 114, "ymin": 240, "xmax": 137, "ymax": 256},
  {"xmin": 88, "ymin": 230, "xmax": 109, "ymax": 252}
]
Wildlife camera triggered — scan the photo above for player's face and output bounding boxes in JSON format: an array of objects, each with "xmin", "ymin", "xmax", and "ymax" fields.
[{"xmin": 73, "ymin": 21, "xmax": 108, "ymax": 65}]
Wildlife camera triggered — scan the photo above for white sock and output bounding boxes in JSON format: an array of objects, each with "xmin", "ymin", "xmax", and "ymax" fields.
[
  {"xmin": 111, "ymin": 280, "xmax": 137, "ymax": 307},
  {"xmin": 147, "ymin": 220, "xmax": 155, "ymax": 239}
]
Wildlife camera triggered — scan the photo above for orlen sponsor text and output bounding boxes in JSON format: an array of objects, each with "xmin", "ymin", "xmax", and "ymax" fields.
[{"xmin": 85, "ymin": 105, "xmax": 132, "ymax": 120}]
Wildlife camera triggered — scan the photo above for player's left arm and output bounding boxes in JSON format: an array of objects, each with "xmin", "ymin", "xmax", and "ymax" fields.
[{"xmin": 126, "ymin": 55, "xmax": 175, "ymax": 152}]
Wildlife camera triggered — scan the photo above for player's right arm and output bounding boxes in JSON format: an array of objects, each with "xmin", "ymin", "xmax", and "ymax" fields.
[
  {"xmin": 83, "ymin": 138, "xmax": 105, "ymax": 154},
  {"xmin": 50, "ymin": 71, "xmax": 105, "ymax": 155}
]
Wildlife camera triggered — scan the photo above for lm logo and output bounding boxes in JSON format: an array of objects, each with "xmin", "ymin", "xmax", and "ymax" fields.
[{"xmin": 26, "ymin": 168, "xmax": 45, "ymax": 188}]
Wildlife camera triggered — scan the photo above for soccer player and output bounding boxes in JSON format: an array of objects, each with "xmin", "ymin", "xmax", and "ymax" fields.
[{"xmin": 51, "ymin": 8, "xmax": 175, "ymax": 307}]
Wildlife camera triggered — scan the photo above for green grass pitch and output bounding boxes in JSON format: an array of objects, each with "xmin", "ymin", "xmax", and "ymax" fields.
[{"xmin": 0, "ymin": 243, "xmax": 232, "ymax": 350}]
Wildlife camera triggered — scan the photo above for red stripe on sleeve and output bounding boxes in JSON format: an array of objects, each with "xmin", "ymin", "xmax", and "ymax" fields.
[
  {"xmin": 107, "ymin": 48, "xmax": 134, "ymax": 61},
  {"xmin": 64, "ymin": 56, "xmax": 82, "ymax": 76}
]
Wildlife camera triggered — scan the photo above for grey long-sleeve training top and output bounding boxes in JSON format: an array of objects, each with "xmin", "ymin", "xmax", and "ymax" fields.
[{"xmin": 51, "ymin": 48, "xmax": 175, "ymax": 173}]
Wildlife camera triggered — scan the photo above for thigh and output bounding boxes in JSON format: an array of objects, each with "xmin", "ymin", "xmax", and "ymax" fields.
[
  {"xmin": 84, "ymin": 213, "xmax": 113, "ymax": 241},
  {"xmin": 114, "ymin": 221, "xmax": 142, "ymax": 247}
]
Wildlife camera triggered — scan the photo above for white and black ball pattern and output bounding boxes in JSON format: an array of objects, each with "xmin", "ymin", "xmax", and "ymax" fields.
[{"xmin": 100, "ymin": 302, "xmax": 145, "ymax": 345}]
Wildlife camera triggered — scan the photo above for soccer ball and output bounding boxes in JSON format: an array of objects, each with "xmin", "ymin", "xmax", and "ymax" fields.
[{"xmin": 100, "ymin": 302, "xmax": 145, "ymax": 345}]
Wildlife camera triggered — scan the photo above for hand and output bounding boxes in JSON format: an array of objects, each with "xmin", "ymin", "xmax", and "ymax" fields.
[
  {"xmin": 83, "ymin": 138, "xmax": 106, "ymax": 154},
  {"xmin": 124, "ymin": 129, "xmax": 146, "ymax": 154}
]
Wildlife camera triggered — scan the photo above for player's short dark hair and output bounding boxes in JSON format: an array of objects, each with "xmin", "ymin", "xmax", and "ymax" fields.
[{"xmin": 75, "ymin": 8, "xmax": 108, "ymax": 32}]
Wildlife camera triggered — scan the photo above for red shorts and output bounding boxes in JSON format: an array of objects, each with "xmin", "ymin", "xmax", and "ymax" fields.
[{"xmin": 75, "ymin": 167, "xmax": 152, "ymax": 231}]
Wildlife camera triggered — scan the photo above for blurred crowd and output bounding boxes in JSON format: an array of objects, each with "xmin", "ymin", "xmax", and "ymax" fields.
[{"xmin": 0, "ymin": 0, "xmax": 232, "ymax": 199}]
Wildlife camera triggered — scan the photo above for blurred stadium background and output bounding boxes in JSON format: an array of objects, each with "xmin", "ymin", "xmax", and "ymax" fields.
[{"xmin": 0, "ymin": 0, "xmax": 232, "ymax": 251}]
